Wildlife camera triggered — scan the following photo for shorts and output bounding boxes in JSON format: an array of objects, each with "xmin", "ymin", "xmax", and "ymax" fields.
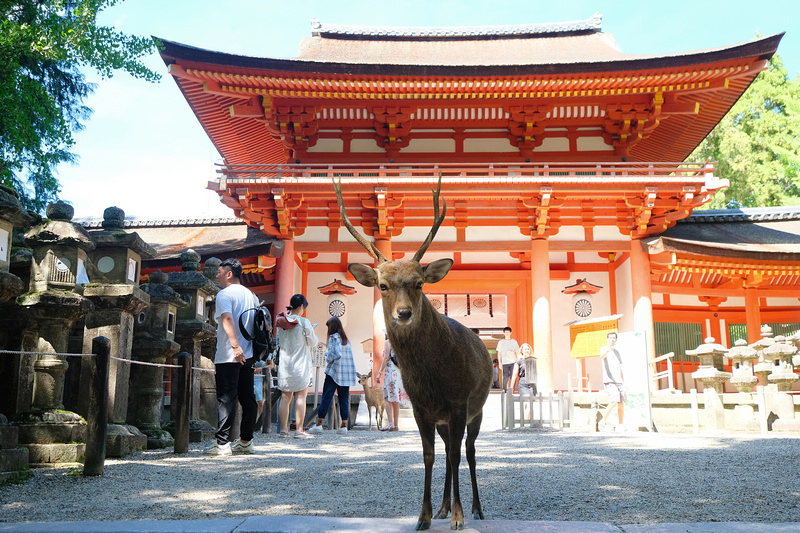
[
  {"xmin": 604, "ymin": 382, "xmax": 626, "ymax": 404},
  {"xmin": 254, "ymin": 378, "xmax": 264, "ymax": 402}
]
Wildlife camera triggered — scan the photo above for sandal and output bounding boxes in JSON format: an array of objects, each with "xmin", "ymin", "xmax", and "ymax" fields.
[
  {"xmin": 379, "ymin": 425, "xmax": 393, "ymax": 432},
  {"xmin": 278, "ymin": 431, "xmax": 290, "ymax": 438},
  {"xmin": 293, "ymin": 431, "xmax": 313, "ymax": 439},
  {"xmin": 389, "ymin": 426, "xmax": 399, "ymax": 431}
]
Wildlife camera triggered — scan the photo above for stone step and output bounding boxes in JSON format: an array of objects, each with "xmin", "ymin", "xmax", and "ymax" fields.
[{"xmin": 0, "ymin": 447, "xmax": 28, "ymax": 473}]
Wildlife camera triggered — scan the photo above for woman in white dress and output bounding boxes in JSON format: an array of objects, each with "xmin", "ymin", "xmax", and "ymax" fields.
[{"xmin": 275, "ymin": 294, "xmax": 318, "ymax": 438}]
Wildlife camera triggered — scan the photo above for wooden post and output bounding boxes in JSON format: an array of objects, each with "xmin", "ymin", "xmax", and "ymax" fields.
[
  {"xmin": 262, "ymin": 367, "xmax": 272, "ymax": 434},
  {"xmin": 173, "ymin": 352, "xmax": 191, "ymax": 453},
  {"xmin": 84, "ymin": 336, "xmax": 110, "ymax": 476}
]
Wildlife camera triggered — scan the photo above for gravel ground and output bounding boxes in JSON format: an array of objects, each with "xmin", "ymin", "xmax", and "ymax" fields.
[{"xmin": 2, "ymin": 427, "xmax": 800, "ymax": 526}]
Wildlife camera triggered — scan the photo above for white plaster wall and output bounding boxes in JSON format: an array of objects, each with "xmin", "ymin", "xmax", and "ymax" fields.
[
  {"xmin": 392, "ymin": 226, "xmax": 457, "ymax": 242},
  {"xmin": 669, "ymin": 294, "xmax": 700, "ymax": 307},
  {"xmin": 351, "ymin": 139, "xmax": 383, "ymax": 153},
  {"xmin": 767, "ymin": 297, "xmax": 800, "ymax": 307},
  {"xmin": 577, "ymin": 136, "xmax": 614, "ymax": 151},
  {"xmin": 718, "ymin": 297, "xmax": 746, "ymax": 307},
  {"xmin": 466, "ymin": 226, "xmax": 529, "ymax": 241},
  {"xmin": 307, "ymin": 138, "xmax": 343, "ymax": 152},
  {"xmin": 296, "ymin": 227, "xmax": 329, "ymax": 242},
  {"xmin": 550, "ymin": 272, "xmax": 611, "ymax": 392},
  {"xmin": 592, "ymin": 226, "xmax": 629, "ymax": 241},
  {"xmin": 534, "ymin": 137, "xmax": 569, "ymax": 152},
  {"xmin": 463, "ymin": 138, "xmax": 517, "ymax": 152},
  {"xmin": 305, "ymin": 270, "xmax": 372, "ymax": 393},
  {"xmin": 550, "ymin": 226, "xmax": 585, "ymax": 241},
  {"xmin": 460, "ymin": 252, "xmax": 518, "ymax": 264},
  {"xmin": 404, "ymin": 138, "xmax": 456, "ymax": 153}
]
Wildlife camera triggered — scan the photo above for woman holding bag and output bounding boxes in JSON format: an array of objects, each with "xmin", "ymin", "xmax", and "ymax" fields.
[
  {"xmin": 308, "ymin": 316, "xmax": 356, "ymax": 435},
  {"xmin": 275, "ymin": 293, "xmax": 318, "ymax": 438}
]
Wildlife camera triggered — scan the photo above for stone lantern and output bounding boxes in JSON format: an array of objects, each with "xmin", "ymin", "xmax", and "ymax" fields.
[
  {"xmin": 762, "ymin": 335, "xmax": 799, "ymax": 433},
  {"xmin": 130, "ymin": 270, "xmax": 187, "ymax": 449},
  {"xmin": 11, "ymin": 201, "xmax": 94, "ymax": 465},
  {"xmin": 168, "ymin": 250, "xmax": 218, "ymax": 429},
  {"xmin": 0, "ymin": 185, "xmax": 32, "ymax": 304},
  {"xmin": 688, "ymin": 337, "xmax": 731, "ymax": 431},
  {"xmin": 752, "ymin": 325, "xmax": 776, "ymax": 385},
  {"xmin": 81, "ymin": 206, "xmax": 154, "ymax": 434},
  {"xmin": 763, "ymin": 336, "xmax": 798, "ymax": 391},
  {"xmin": 727, "ymin": 338, "xmax": 759, "ymax": 431}
]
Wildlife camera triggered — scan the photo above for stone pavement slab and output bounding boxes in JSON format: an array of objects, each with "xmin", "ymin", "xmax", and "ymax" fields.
[{"xmin": 1, "ymin": 517, "xmax": 799, "ymax": 533}]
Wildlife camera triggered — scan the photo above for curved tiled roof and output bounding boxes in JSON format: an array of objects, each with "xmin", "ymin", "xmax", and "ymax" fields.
[{"xmin": 679, "ymin": 206, "xmax": 800, "ymax": 223}]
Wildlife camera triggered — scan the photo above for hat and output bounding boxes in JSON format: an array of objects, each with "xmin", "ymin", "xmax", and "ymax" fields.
[{"xmin": 288, "ymin": 293, "xmax": 309, "ymax": 310}]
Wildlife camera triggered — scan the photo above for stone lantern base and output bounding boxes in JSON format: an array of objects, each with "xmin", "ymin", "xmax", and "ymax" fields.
[{"xmin": 13, "ymin": 410, "xmax": 86, "ymax": 467}]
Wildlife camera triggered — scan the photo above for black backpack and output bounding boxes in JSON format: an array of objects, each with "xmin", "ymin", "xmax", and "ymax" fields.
[{"xmin": 239, "ymin": 304, "xmax": 276, "ymax": 362}]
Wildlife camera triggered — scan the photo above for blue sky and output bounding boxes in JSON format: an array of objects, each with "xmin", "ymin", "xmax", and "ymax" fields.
[{"xmin": 59, "ymin": 0, "xmax": 800, "ymax": 220}]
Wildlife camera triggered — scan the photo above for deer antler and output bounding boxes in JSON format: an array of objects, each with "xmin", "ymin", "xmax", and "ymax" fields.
[
  {"xmin": 412, "ymin": 172, "xmax": 447, "ymax": 263},
  {"xmin": 333, "ymin": 178, "xmax": 388, "ymax": 264}
]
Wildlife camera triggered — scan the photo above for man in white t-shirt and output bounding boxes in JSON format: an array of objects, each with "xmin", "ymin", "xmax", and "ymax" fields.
[
  {"xmin": 495, "ymin": 327, "xmax": 520, "ymax": 392},
  {"xmin": 599, "ymin": 331, "xmax": 625, "ymax": 431},
  {"xmin": 204, "ymin": 258, "xmax": 260, "ymax": 456}
]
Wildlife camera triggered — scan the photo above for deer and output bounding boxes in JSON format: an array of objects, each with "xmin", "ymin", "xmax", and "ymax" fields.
[
  {"xmin": 357, "ymin": 370, "xmax": 385, "ymax": 430},
  {"xmin": 334, "ymin": 175, "xmax": 493, "ymax": 531}
]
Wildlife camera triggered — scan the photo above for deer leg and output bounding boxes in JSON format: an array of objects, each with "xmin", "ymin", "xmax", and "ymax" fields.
[
  {"xmin": 415, "ymin": 418, "xmax": 436, "ymax": 531},
  {"xmin": 447, "ymin": 416, "xmax": 467, "ymax": 530},
  {"xmin": 434, "ymin": 423, "xmax": 451, "ymax": 520},
  {"xmin": 466, "ymin": 412, "xmax": 485, "ymax": 520}
]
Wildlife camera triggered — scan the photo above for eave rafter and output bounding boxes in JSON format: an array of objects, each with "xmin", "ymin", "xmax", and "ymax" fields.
[
  {"xmin": 652, "ymin": 255, "xmax": 800, "ymax": 297},
  {"xmin": 168, "ymin": 60, "xmax": 763, "ymax": 101}
]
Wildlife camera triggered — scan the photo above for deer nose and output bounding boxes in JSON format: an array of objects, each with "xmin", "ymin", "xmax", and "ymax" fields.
[{"xmin": 397, "ymin": 308, "xmax": 412, "ymax": 321}]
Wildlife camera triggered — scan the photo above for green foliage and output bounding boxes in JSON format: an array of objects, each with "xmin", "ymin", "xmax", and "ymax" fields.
[
  {"xmin": 0, "ymin": 1, "xmax": 160, "ymax": 213},
  {"xmin": 690, "ymin": 53, "xmax": 800, "ymax": 209}
]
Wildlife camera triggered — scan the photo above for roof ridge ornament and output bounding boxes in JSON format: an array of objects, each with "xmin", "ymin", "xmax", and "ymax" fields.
[{"xmin": 310, "ymin": 13, "xmax": 603, "ymax": 40}]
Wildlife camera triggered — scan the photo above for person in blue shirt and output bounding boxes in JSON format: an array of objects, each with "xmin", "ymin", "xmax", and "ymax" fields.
[{"xmin": 308, "ymin": 316, "xmax": 356, "ymax": 435}]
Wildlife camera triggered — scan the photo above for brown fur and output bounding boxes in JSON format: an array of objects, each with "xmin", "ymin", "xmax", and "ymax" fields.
[{"xmin": 356, "ymin": 371, "xmax": 385, "ymax": 430}]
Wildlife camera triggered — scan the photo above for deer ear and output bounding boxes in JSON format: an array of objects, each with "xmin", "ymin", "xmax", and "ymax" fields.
[
  {"xmin": 349, "ymin": 263, "xmax": 379, "ymax": 287},
  {"xmin": 423, "ymin": 258, "xmax": 454, "ymax": 284}
]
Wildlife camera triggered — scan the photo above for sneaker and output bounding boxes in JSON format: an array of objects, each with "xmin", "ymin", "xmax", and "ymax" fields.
[
  {"xmin": 278, "ymin": 431, "xmax": 290, "ymax": 438},
  {"xmin": 293, "ymin": 431, "xmax": 313, "ymax": 439},
  {"xmin": 230, "ymin": 439, "xmax": 254, "ymax": 454},
  {"xmin": 203, "ymin": 442, "xmax": 232, "ymax": 456},
  {"xmin": 308, "ymin": 424, "xmax": 323, "ymax": 434},
  {"xmin": 336, "ymin": 426, "xmax": 348, "ymax": 435}
]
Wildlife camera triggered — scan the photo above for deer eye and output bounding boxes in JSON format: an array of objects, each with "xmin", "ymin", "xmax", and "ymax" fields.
[
  {"xmin": 416, "ymin": 282, "xmax": 424, "ymax": 290},
  {"xmin": 379, "ymin": 284, "xmax": 388, "ymax": 291}
]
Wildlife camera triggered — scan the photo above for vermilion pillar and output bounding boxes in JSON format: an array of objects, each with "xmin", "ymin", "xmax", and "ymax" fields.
[
  {"xmin": 274, "ymin": 238, "xmax": 295, "ymax": 315},
  {"xmin": 745, "ymin": 287, "xmax": 762, "ymax": 344},
  {"xmin": 629, "ymin": 240, "xmax": 656, "ymax": 376},
  {"xmin": 531, "ymin": 238, "xmax": 553, "ymax": 392}
]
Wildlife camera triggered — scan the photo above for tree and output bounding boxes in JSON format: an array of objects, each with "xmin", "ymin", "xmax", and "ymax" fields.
[
  {"xmin": 689, "ymin": 53, "xmax": 800, "ymax": 209},
  {"xmin": 0, "ymin": 0, "xmax": 160, "ymax": 213}
]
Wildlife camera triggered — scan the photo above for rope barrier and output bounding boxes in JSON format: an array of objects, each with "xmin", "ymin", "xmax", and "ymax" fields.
[
  {"xmin": 1, "ymin": 350, "xmax": 216, "ymax": 372},
  {"xmin": 109, "ymin": 356, "xmax": 181, "ymax": 369},
  {"xmin": 0, "ymin": 350, "xmax": 90, "ymax": 357}
]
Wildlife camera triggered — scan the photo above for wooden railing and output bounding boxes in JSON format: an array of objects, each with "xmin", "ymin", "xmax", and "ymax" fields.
[{"xmin": 216, "ymin": 161, "xmax": 716, "ymax": 181}]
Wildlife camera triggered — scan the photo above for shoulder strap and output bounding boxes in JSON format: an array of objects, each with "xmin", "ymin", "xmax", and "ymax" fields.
[{"xmin": 239, "ymin": 307, "xmax": 256, "ymax": 341}]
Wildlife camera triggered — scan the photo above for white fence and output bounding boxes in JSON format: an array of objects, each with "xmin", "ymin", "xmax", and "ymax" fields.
[{"xmin": 501, "ymin": 391, "xmax": 572, "ymax": 430}]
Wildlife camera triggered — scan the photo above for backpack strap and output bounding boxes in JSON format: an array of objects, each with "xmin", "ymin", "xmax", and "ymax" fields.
[{"xmin": 239, "ymin": 307, "xmax": 255, "ymax": 341}]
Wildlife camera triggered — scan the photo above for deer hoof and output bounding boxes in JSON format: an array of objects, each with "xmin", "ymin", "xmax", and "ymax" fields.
[
  {"xmin": 473, "ymin": 508, "xmax": 484, "ymax": 520},
  {"xmin": 415, "ymin": 519, "xmax": 431, "ymax": 531},
  {"xmin": 449, "ymin": 518, "xmax": 464, "ymax": 530},
  {"xmin": 434, "ymin": 506, "xmax": 450, "ymax": 519}
]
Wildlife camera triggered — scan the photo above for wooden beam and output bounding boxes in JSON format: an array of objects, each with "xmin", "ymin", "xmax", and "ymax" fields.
[{"xmin": 293, "ymin": 240, "xmax": 632, "ymax": 253}]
